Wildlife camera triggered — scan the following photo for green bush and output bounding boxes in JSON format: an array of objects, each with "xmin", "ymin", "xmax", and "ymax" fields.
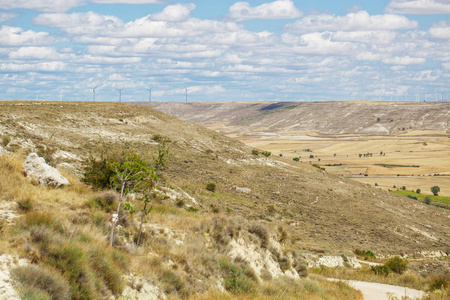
[
  {"xmin": 261, "ymin": 151, "xmax": 271, "ymax": 157},
  {"xmin": 371, "ymin": 265, "xmax": 390, "ymax": 276},
  {"xmin": 219, "ymin": 257, "xmax": 256, "ymax": 295},
  {"xmin": 251, "ymin": 149, "xmax": 259, "ymax": 156},
  {"xmin": 11, "ymin": 265, "xmax": 71, "ymax": 300},
  {"xmin": 206, "ymin": 183, "xmax": 216, "ymax": 192},
  {"xmin": 431, "ymin": 186, "xmax": 440, "ymax": 196},
  {"xmin": 384, "ymin": 256, "xmax": 408, "ymax": 274},
  {"xmin": 416, "ymin": 189, "xmax": 421, "ymax": 194},
  {"xmin": 424, "ymin": 196, "xmax": 432, "ymax": 205},
  {"xmin": 82, "ymin": 156, "xmax": 117, "ymax": 190},
  {"xmin": 407, "ymin": 195, "xmax": 418, "ymax": 200}
]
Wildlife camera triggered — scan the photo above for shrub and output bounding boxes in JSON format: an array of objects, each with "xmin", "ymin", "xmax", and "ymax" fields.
[
  {"xmin": 248, "ymin": 224, "xmax": 269, "ymax": 248},
  {"xmin": 384, "ymin": 256, "xmax": 408, "ymax": 274},
  {"xmin": 206, "ymin": 183, "xmax": 216, "ymax": 192},
  {"xmin": 261, "ymin": 151, "xmax": 271, "ymax": 157},
  {"xmin": 428, "ymin": 273, "xmax": 449, "ymax": 291},
  {"xmin": 371, "ymin": 265, "xmax": 390, "ymax": 276},
  {"xmin": 11, "ymin": 265, "xmax": 71, "ymax": 300},
  {"xmin": 82, "ymin": 155, "xmax": 117, "ymax": 190},
  {"xmin": 402, "ymin": 186, "xmax": 406, "ymax": 190},
  {"xmin": 416, "ymin": 189, "xmax": 421, "ymax": 194},
  {"xmin": 88, "ymin": 247, "xmax": 125, "ymax": 296},
  {"xmin": 309, "ymin": 155, "xmax": 314, "ymax": 159},
  {"xmin": 375, "ymin": 183, "xmax": 378, "ymax": 186},
  {"xmin": 219, "ymin": 256, "xmax": 256, "ymax": 295},
  {"xmin": 17, "ymin": 197, "xmax": 34, "ymax": 212},
  {"xmin": 1, "ymin": 135, "xmax": 10, "ymax": 147},
  {"xmin": 251, "ymin": 149, "xmax": 259, "ymax": 156},
  {"xmin": 431, "ymin": 186, "xmax": 440, "ymax": 196},
  {"xmin": 293, "ymin": 157, "xmax": 299, "ymax": 162},
  {"xmin": 424, "ymin": 196, "xmax": 432, "ymax": 205},
  {"xmin": 87, "ymin": 192, "xmax": 117, "ymax": 212},
  {"xmin": 407, "ymin": 195, "xmax": 418, "ymax": 200}
]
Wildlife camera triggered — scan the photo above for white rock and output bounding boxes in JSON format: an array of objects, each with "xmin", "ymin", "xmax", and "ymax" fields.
[{"xmin": 22, "ymin": 153, "xmax": 70, "ymax": 188}]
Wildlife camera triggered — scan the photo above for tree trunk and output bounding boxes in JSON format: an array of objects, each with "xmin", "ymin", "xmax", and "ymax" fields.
[
  {"xmin": 110, "ymin": 182, "xmax": 125, "ymax": 246},
  {"xmin": 137, "ymin": 201, "xmax": 147, "ymax": 246}
]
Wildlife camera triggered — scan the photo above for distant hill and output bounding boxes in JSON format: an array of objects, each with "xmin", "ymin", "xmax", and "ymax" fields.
[{"xmin": 140, "ymin": 101, "xmax": 449, "ymax": 136}]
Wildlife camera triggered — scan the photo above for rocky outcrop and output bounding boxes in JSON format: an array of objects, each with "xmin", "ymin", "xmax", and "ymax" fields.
[{"xmin": 22, "ymin": 153, "xmax": 70, "ymax": 188}]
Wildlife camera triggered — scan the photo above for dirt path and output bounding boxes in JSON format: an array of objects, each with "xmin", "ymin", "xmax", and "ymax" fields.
[{"xmin": 329, "ymin": 279, "xmax": 426, "ymax": 300}]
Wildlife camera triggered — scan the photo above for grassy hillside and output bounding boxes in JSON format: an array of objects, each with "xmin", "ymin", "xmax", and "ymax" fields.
[{"xmin": 0, "ymin": 101, "xmax": 449, "ymax": 298}]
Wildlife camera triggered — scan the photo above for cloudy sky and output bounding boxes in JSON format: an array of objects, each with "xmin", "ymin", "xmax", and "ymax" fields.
[{"xmin": 0, "ymin": 0, "xmax": 449, "ymax": 102}]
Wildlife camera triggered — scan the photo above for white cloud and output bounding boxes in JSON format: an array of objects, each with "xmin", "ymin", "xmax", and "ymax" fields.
[
  {"xmin": 382, "ymin": 56, "xmax": 426, "ymax": 65},
  {"xmin": 0, "ymin": 0, "xmax": 83, "ymax": 12},
  {"xmin": 228, "ymin": 0, "xmax": 303, "ymax": 21},
  {"xmin": 34, "ymin": 12, "xmax": 123, "ymax": 35},
  {"xmin": 150, "ymin": 4, "xmax": 195, "ymax": 22},
  {"xmin": 0, "ymin": 62, "xmax": 66, "ymax": 71},
  {"xmin": 285, "ymin": 11, "xmax": 418, "ymax": 33},
  {"xmin": 35, "ymin": 12, "xmax": 241, "ymax": 38},
  {"xmin": 0, "ymin": 12, "xmax": 19, "ymax": 22},
  {"xmin": 429, "ymin": 20, "xmax": 450, "ymax": 39},
  {"xmin": 0, "ymin": 26, "xmax": 56, "ymax": 46},
  {"xmin": 385, "ymin": 0, "xmax": 450, "ymax": 15},
  {"xmin": 8, "ymin": 47, "xmax": 60, "ymax": 60},
  {"xmin": 332, "ymin": 31, "xmax": 397, "ymax": 44}
]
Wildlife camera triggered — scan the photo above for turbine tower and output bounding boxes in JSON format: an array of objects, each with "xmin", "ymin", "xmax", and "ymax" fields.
[
  {"xmin": 91, "ymin": 85, "xmax": 98, "ymax": 102},
  {"xmin": 116, "ymin": 87, "xmax": 124, "ymax": 103},
  {"xmin": 185, "ymin": 87, "xmax": 188, "ymax": 102},
  {"xmin": 146, "ymin": 87, "xmax": 152, "ymax": 102}
]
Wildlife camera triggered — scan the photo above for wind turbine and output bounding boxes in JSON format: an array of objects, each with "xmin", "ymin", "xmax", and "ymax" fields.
[
  {"xmin": 421, "ymin": 91, "xmax": 428, "ymax": 102},
  {"xmin": 185, "ymin": 87, "xmax": 188, "ymax": 102},
  {"xmin": 146, "ymin": 87, "xmax": 152, "ymax": 102},
  {"xmin": 91, "ymin": 85, "xmax": 98, "ymax": 102},
  {"xmin": 116, "ymin": 87, "xmax": 124, "ymax": 103},
  {"xmin": 437, "ymin": 90, "xmax": 444, "ymax": 101}
]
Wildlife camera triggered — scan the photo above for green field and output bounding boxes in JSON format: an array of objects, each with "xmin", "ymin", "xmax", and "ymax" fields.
[{"xmin": 392, "ymin": 190, "xmax": 450, "ymax": 205}]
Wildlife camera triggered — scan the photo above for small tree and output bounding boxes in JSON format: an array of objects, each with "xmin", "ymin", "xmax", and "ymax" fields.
[
  {"xmin": 431, "ymin": 186, "xmax": 440, "ymax": 196},
  {"xmin": 154, "ymin": 137, "xmax": 170, "ymax": 171},
  {"xmin": 416, "ymin": 189, "xmax": 421, "ymax": 194},
  {"xmin": 109, "ymin": 153, "xmax": 155, "ymax": 246}
]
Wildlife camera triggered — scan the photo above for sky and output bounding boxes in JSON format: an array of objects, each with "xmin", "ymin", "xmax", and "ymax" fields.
[{"xmin": 0, "ymin": 0, "xmax": 449, "ymax": 102}]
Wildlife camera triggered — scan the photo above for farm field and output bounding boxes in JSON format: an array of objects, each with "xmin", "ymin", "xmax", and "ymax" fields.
[
  {"xmin": 144, "ymin": 101, "xmax": 450, "ymax": 198},
  {"xmin": 238, "ymin": 132, "xmax": 450, "ymax": 196}
]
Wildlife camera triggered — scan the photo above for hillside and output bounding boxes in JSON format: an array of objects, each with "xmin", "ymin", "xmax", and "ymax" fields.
[
  {"xmin": 141, "ymin": 101, "xmax": 450, "ymax": 197},
  {"xmin": 143, "ymin": 101, "xmax": 449, "ymax": 136},
  {"xmin": 1, "ymin": 101, "xmax": 448, "ymax": 254},
  {"xmin": 0, "ymin": 101, "xmax": 449, "ymax": 299}
]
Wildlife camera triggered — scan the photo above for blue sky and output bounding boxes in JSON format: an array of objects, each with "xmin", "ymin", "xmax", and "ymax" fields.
[{"xmin": 0, "ymin": 0, "xmax": 449, "ymax": 102}]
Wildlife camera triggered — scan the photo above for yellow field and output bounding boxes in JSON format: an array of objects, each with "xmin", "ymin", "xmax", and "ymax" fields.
[{"xmin": 214, "ymin": 130, "xmax": 450, "ymax": 196}]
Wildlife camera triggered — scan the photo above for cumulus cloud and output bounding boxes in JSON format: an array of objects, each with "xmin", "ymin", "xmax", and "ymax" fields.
[
  {"xmin": 0, "ymin": 0, "xmax": 83, "ymax": 13},
  {"xmin": 385, "ymin": 0, "xmax": 450, "ymax": 15},
  {"xmin": 0, "ymin": 26, "xmax": 56, "ymax": 46},
  {"xmin": 35, "ymin": 11, "xmax": 241, "ymax": 38},
  {"xmin": 382, "ymin": 56, "xmax": 426, "ymax": 65},
  {"xmin": 0, "ymin": 62, "xmax": 66, "ymax": 72},
  {"xmin": 429, "ymin": 20, "xmax": 450, "ymax": 39},
  {"xmin": 8, "ymin": 47, "xmax": 60, "ymax": 60},
  {"xmin": 284, "ymin": 11, "xmax": 418, "ymax": 33},
  {"xmin": 228, "ymin": 0, "xmax": 303, "ymax": 21},
  {"xmin": 150, "ymin": 3, "xmax": 195, "ymax": 22}
]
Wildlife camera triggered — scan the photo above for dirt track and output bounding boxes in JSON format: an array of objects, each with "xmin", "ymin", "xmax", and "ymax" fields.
[{"xmin": 329, "ymin": 279, "xmax": 426, "ymax": 300}]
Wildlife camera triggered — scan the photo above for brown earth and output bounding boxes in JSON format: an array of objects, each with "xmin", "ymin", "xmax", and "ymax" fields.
[
  {"xmin": 1, "ymin": 101, "xmax": 449, "ymax": 256},
  {"xmin": 140, "ymin": 101, "xmax": 450, "ymax": 196}
]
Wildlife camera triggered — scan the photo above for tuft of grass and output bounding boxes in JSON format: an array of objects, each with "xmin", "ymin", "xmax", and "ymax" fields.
[
  {"xmin": 17, "ymin": 197, "xmax": 35, "ymax": 212},
  {"xmin": 11, "ymin": 265, "xmax": 71, "ymax": 300},
  {"xmin": 248, "ymin": 224, "xmax": 269, "ymax": 248}
]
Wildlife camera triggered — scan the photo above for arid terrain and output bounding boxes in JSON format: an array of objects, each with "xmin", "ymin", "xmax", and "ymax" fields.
[
  {"xmin": 143, "ymin": 101, "xmax": 450, "ymax": 197},
  {"xmin": 0, "ymin": 101, "xmax": 448, "ymax": 299}
]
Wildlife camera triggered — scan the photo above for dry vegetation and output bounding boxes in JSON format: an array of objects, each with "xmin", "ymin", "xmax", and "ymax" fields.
[{"xmin": 0, "ymin": 100, "xmax": 449, "ymax": 299}]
